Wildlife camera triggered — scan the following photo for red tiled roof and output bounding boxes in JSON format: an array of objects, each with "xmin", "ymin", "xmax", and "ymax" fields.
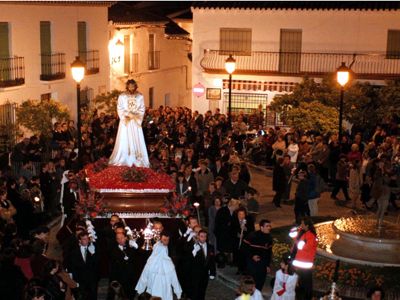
[{"xmin": 192, "ymin": 1, "xmax": 400, "ymax": 11}]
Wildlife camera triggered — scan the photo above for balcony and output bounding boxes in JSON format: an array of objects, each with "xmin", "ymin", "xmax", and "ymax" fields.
[
  {"xmin": 148, "ymin": 51, "xmax": 160, "ymax": 70},
  {"xmin": 40, "ymin": 52, "xmax": 66, "ymax": 81},
  {"xmin": 200, "ymin": 50, "xmax": 400, "ymax": 80},
  {"xmin": 0, "ymin": 56, "xmax": 25, "ymax": 88},
  {"xmin": 79, "ymin": 50, "xmax": 100, "ymax": 75}
]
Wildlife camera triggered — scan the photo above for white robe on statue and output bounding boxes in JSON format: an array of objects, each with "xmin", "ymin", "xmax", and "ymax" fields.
[
  {"xmin": 109, "ymin": 92, "xmax": 150, "ymax": 167},
  {"xmin": 135, "ymin": 242, "xmax": 182, "ymax": 300}
]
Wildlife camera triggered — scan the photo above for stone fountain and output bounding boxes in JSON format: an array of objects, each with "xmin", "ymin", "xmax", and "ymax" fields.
[{"xmin": 315, "ymin": 216, "xmax": 400, "ymax": 266}]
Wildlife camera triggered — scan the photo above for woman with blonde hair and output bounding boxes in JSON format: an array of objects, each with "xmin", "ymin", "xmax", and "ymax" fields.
[{"xmin": 235, "ymin": 276, "xmax": 263, "ymax": 300}]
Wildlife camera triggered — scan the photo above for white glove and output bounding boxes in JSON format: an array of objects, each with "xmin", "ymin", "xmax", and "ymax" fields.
[
  {"xmin": 187, "ymin": 231, "xmax": 196, "ymax": 242},
  {"xmin": 209, "ymin": 276, "xmax": 215, "ymax": 280},
  {"xmin": 129, "ymin": 239, "xmax": 138, "ymax": 249},
  {"xmin": 184, "ymin": 227, "xmax": 193, "ymax": 237},
  {"xmin": 297, "ymin": 240, "xmax": 305, "ymax": 250},
  {"xmin": 88, "ymin": 243, "xmax": 95, "ymax": 254},
  {"xmin": 192, "ymin": 244, "xmax": 201, "ymax": 257}
]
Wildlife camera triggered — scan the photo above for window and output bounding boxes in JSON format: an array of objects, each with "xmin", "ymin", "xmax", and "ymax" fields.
[
  {"xmin": 41, "ymin": 93, "xmax": 51, "ymax": 102},
  {"xmin": 164, "ymin": 93, "xmax": 170, "ymax": 107},
  {"xmin": 0, "ymin": 22, "xmax": 10, "ymax": 81},
  {"xmin": 77, "ymin": 21, "xmax": 87, "ymax": 62},
  {"xmin": 124, "ymin": 34, "xmax": 130, "ymax": 74},
  {"xmin": 0, "ymin": 22, "xmax": 9, "ymax": 58},
  {"xmin": 387, "ymin": 30, "xmax": 400, "ymax": 59},
  {"xmin": 279, "ymin": 29, "xmax": 302, "ymax": 73},
  {"xmin": 40, "ymin": 21, "xmax": 51, "ymax": 75},
  {"xmin": 220, "ymin": 28, "xmax": 252, "ymax": 55},
  {"xmin": 149, "ymin": 87, "xmax": 154, "ymax": 108},
  {"xmin": 148, "ymin": 33, "xmax": 159, "ymax": 70}
]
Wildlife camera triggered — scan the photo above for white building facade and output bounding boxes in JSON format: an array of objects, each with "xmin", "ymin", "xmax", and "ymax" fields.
[
  {"xmin": 108, "ymin": 4, "xmax": 192, "ymax": 109},
  {"xmin": 191, "ymin": 3, "xmax": 400, "ymax": 124},
  {"xmin": 0, "ymin": 2, "xmax": 110, "ymax": 119}
]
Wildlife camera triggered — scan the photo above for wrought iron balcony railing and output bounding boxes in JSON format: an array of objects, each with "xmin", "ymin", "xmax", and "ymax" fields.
[
  {"xmin": 40, "ymin": 52, "xmax": 66, "ymax": 81},
  {"xmin": 148, "ymin": 51, "xmax": 160, "ymax": 70},
  {"xmin": 200, "ymin": 50, "xmax": 400, "ymax": 79},
  {"xmin": 0, "ymin": 56, "xmax": 25, "ymax": 88},
  {"xmin": 79, "ymin": 50, "xmax": 100, "ymax": 75}
]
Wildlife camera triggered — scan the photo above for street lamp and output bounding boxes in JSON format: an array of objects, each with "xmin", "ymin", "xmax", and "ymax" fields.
[
  {"xmin": 336, "ymin": 62, "xmax": 350, "ymax": 142},
  {"xmin": 225, "ymin": 54, "xmax": 236, "ymax": 127},
  {"xmin": 71, "ymin": 56, "xmax": 85, "ymax": 169}
]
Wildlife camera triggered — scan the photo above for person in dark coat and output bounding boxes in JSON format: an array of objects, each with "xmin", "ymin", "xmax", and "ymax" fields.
[
  {"xmin": 272, "ymin": 157, "xmax": 286, "ymax": 207},
  {"xmin": 109, "ymin": 232, "xmax": 140, "ymax": 299},
  {"xmin": 30, "ymin": 238, "xmax": 51, "ymax": 279},
  {"xmin": 223, "ymin": 171, "xmax": 248, "ymax": 200},
  {"xmin": 65, "ymin": 231, "xmax": 98, "ymax": 300},
  {"xmin": 244, "ymin": 219, "xmax": 273, "ymax": 292},
  {"xmin": 0, "ymin": 248, "xmax": 27, "ymax": 299},
  {"xmin": 214, "ymin": 199, "xmax": 240, "ymax": 264},
  {"xmin": 188, "ymin": 230, "xmax": 216, "ymax": 300},
  {"xmin": 62, "ymin": 179, "xmax": 79, "ymax": 220},
  {"xmin": 231, "ymin": 207, "xmax": 255, "ymax": 274},
  {"xmin": 294, "ymin": 170, "xmax": 310, "ymax": 225}
]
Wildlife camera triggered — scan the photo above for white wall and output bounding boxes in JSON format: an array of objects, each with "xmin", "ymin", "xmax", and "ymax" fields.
[
  {"xmin": 0, "ymin": 3, "xmax": 110, "ymax": 120},
  {"xmin": 109, "ymin": 24, "xmax": 192, "ymax": 109},
  {"xmin": 192, "ymin": 7, "xmax": 400, "ymax": 113}
]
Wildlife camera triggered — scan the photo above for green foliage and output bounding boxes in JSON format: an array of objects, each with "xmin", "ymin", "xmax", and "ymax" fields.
[
  {"xmin": 271, "ymin": 77, "xmax": 400, "ymax": 132},
  {"xmin": 16, "ymin": 99, "xmax": 70, "ymax": 139},
  {"xmin": 284, "ymin": 101, "xmax": 339, "ymax": 133},
  {"xmin": 91, "ymin": 89, "xmax": 122, "ymax": 115}
]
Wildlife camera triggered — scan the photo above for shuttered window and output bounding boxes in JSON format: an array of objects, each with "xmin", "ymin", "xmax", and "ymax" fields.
[
  {"xmin": 387, "ymin": 30, "xmax": 400, "ymax": 59},
  {"xmin": 279, "ymin": 29, "xmax": 302, "ymax": 73},
  {"xmin": 78, "ymin": 21, "xmax": 87, "ymax": 62},
  {"xmin": 0, "ymin": 22, "xmax": 10, "ymax": 80},
  {"xmin": 124, "ymin": 34, "xmax": 130, "ymax": 74},
  {"xmin": 40, "ymin": 21, "xmax": 51, "ymax": 75},
  {"xmin": 220, "ymin": 28, "xmax": 252, "ymax": 55},
  {"xmin": 0, "ymin": 22, "xmax": 10, "ymax": 58}
]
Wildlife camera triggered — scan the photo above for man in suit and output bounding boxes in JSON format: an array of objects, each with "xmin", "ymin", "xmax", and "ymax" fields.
[
  {"xmin": 189, "ymin": 230, "xmax": 216, "ymax": 300},
  {"xmin": 65, "ymin": 231, "xmax": 98, "ymax": 300},
  {"xmin": 231, "ymin": 207, "xmax": 255, "ymax": 275},
  {"xmin": 62, "ymin": 178, "xmax": 79, "ymax": 220},
  {"xmin": 109, "ymin": 232, "xmax": 140, "ymax": 299}
]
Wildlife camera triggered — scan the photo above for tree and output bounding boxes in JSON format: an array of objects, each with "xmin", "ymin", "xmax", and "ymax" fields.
[
  {"xmin": 271, "ymin": 76, "xmax": 400, "ymax": 133},
  {"xmin": 283, "ymin": 101, "xmax": 338, "ymax": 133},
  {"xmin": 16, "ymin": 99, "xmax": 70, "ymax": 139},
  {"xmin": 91, "ymin": 89, "xmax": 122, "ymax": 115}
]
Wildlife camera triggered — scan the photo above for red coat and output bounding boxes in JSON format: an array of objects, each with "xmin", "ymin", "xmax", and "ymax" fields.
[{"xmin": 292, "ymin": 230, "xmax": 317, "ymax": 269}]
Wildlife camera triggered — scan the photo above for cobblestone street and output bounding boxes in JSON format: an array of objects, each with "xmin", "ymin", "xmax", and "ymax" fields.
[{"xmin": 47, "ymin": 165, "xmax": 399, "ymax": 299}]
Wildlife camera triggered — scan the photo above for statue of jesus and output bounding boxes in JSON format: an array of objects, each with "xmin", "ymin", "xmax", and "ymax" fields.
[{"xmin": 109, "ymin": 79, "xmax": 150, "ymax": 168}]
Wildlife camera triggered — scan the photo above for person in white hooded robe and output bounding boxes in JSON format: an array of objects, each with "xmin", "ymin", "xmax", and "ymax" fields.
[
  {"xmin": 135, "ymin": 233, "xmax": 182, "ymax": 300},
  {"xmin": 109, "ymin": 79, "xmax": 150, "ymax": 168}
]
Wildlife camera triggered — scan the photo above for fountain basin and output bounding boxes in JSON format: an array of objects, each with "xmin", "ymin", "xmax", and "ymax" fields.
[{"xmin": 316, "ymin": 217, "xmax": 400, "ymax": 267}]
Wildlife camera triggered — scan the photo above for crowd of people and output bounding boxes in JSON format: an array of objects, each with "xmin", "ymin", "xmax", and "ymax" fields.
[{"xmin": 0, "ymin": 101, "xmax": 397, "ymax": 299}]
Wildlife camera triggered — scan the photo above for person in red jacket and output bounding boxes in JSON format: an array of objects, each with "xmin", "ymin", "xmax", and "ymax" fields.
[{"xmin": 290, "ymin": 217, "xmax": 317, "ymax": 300}]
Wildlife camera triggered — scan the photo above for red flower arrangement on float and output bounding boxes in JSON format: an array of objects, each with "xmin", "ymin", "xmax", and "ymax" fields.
[
  {"xmin": 75, "ymin": 189, "xmax": 108, "ymax": 219},
  {"xmin": 83, "ymin": 160, "xmax": 174, "ymax": 191},
  {"xmin": 160, "ymin": 192, "xmax": 194, "ymax": 218}
]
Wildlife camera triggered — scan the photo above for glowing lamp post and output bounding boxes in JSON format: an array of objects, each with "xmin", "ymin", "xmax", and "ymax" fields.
[
  {"xmin": 71, "ymin": 56, "xmax": 86, "ymax": 169},
  {"xmin": 336, "ymin": 62, "xmax": 350, "ymax": 142},
  {"xmin": 225, "ymin": 54, "xmax": 236, "ymax": 127}
]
